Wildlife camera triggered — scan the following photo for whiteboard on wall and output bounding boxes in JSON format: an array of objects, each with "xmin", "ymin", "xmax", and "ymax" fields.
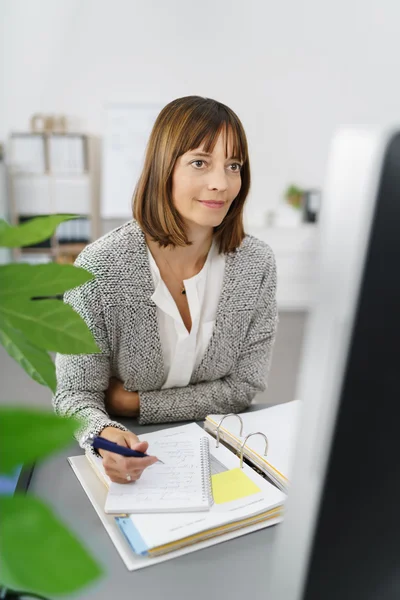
[{"xmin": 101, "ymin": 104, "xmax": 163, "ymax": 218}]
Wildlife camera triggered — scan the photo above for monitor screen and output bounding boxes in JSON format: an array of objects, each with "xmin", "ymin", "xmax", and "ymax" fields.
[{"xmin": 267, "ymin": 127, "xmax": 400, "ymax": 600}]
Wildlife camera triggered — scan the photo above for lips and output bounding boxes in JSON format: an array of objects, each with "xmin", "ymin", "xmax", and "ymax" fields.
[{"xmin": 198, "ymin": 200, "xmax": 225, "ymax": 209}]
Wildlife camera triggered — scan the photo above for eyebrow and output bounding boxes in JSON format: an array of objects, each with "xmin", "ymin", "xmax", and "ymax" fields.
[
  {"xmin": 188, "ymin": 151, "xmax": 242, "ymax": 161},
  {"xmin": 188, "ymin": 151, "xmax": 212, "ymax": 157}
]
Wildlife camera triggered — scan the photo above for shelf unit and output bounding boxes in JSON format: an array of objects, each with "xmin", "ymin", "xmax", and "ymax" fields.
[{"xmin": 7, "ymin": 132, "xmax": 100, "ymax": 264}]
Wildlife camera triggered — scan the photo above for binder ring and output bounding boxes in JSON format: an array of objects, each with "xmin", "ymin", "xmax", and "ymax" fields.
[
  {"xmin": 239, "ymin": 432, "xmax": 269, "ymax": 469},
  {"xmin": 215, "ymin": 414, "xmax": 244, "ymax": 448}
]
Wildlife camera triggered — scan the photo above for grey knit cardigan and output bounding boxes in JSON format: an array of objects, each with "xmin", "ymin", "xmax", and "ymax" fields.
[{"xmin": 53, "ymin": 220, "xmax": 278, "ymax": 448}]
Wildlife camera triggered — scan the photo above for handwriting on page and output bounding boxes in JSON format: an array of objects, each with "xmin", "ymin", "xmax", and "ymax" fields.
[
  {"xmin": 148, "ymin": 438, "xmax": 198, "ymax": 467},
  {"xmin": 108, "ymin": 438, "xmax": 204, "ymax": 506},
  {"xmin": 114, "ymin": 466, "xmax": 201, "ymax": 504}
]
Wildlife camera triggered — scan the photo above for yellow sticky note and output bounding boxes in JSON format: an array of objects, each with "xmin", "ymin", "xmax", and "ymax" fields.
[{"xmin": 211, "ymin": 468, "xmax": 261, "ymax": 504}]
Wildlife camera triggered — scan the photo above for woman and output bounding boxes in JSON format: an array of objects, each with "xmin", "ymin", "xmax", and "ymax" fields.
[{"xmin": 53, "ymin": 96, "xmax": 278, "ymax": 483}]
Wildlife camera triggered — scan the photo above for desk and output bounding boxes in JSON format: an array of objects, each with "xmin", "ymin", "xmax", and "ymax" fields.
[{"xmin": 29, "ymin": 410, "xmax": 280, "ymax": 599}]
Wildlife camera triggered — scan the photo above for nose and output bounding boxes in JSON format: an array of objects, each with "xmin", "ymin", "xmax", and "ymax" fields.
[{"xmin": 207, "ymin": 167, "xmax": 228, "ymax": 193}]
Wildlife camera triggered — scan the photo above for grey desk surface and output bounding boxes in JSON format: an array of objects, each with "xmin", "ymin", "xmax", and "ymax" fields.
[{"xmin": 30, "ymin": 410, "xmax": 280, "ymax": 600}]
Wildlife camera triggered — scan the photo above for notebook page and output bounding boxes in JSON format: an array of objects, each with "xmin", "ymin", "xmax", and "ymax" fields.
[
  {"xmin": 148, "ymin": 436, "xmax": 201, "ymax": 466},
  {"xmin": 104, "ymin": 436, "xmax": 211, "ymax": 513}
]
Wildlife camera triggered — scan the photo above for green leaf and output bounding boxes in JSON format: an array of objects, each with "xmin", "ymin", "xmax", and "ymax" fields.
[
  {"xmin": 0, "ymin": 299, "xmax": 100, "ymax": 354},
  {"xmin": 0, "ymin": 219, "xmax": 9, "ymax": 236},
  {"xmin": 0, "ymin": 495, "xmax": 103, "ymax": 595},
  {"xmin": 0, "ymin": 407, "xmax": 79, "ymax": 473},
  {"xmin": 0, "ymin": 215, "xmax": 78, "ymax": 248},
  {"xmin": 0, "ymin": 263, "xmax": 94, "ymax": 302},
  {"xmin": 0, "ymin": 316, "xmax": 57, "ymax": 391}
]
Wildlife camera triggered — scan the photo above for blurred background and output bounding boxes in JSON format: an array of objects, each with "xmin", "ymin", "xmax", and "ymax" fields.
[{"xmin": 1, "ymin": 0, "xmax": 398, "ymax": 410}]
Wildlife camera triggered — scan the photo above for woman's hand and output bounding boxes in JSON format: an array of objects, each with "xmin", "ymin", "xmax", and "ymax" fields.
[
  {"xmin": 98, "ymin": 426, "xmax": 157, "ymax": 484},
  {"xmin": 105, "ymin": 377, "xmax": 140, "ymax": 417}
]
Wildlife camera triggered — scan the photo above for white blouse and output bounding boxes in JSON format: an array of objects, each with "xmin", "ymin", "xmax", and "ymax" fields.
[{"xmin": 146, "ymin": 240, "xmax": 226, "ymax": 389}]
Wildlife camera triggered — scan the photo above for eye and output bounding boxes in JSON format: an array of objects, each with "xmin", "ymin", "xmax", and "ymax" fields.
[
  {"xmin": 228, "ymin": 162, "xmax": 242, "ymax": 172},
  {"xmin": 191, "ymin": 160, "xmax": 206, "ymax": 169}
]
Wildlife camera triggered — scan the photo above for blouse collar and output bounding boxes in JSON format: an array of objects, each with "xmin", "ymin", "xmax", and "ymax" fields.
[{"xmin": 147, "ymin": 239, "xmax": 217, "ymax": 322}]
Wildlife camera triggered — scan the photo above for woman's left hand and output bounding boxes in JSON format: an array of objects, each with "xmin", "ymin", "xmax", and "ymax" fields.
[{"xmin": 105, "ymin": 377, "xmax": 140, "ymax": 417}]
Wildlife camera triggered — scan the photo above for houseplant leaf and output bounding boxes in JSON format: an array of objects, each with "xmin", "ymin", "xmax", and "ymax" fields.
[
  {"xmin": 0, "ymin": 407, "xmax": 79, "ymax": 473},
  {"xmin": 0, "ymin": 218, "xmax": 9, "ymax": 235},
  {"xmin": 0, "ymin": 495, "xmax": 102, "ymax": 595},
  {"xmin": 0, "ymin": 316, "xmax": 57, "ymax": 391},
  {"xmin": 0, "ymin": 213, "xmax": 105, "ymax": 597},
  {"xmin": 0, "ymin": 299, "xmax": 100, "ymax": 354},
  {"xmin": 0, "ymin": 263, "xmax": 93, "ymax": 301},
  {"xmin": 0, "ymin": 215, "xmax": 78, "ymax": 248}
]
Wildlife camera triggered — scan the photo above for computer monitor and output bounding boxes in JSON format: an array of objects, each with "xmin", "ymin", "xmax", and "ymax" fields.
[{"xmin": 267, "ymin": 127, "xmax": 400, "ymax": 599}]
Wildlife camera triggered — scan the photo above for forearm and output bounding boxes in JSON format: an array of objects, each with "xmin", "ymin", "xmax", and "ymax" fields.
[
  {"xmin": 53, "ymin": 388, "xmax": 129, "ymax": 447},
  {"xmin": 54, "ymin": 353, "xmax": 129, "ymax": 448},
  {"xmin": 138, "ymin": 374, "xmax": 261, "ymax": 425}
]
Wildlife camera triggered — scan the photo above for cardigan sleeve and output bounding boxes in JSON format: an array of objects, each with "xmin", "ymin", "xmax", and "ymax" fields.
[
  {"xmin": 52, "ymin": 260, "xmax": 128, "ymax": 448},
  {"xmin": 138, "ymin": 249, "xmax": 278, "ymax": 424}
]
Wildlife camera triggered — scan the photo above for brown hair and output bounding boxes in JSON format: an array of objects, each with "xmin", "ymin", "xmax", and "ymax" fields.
[{"xmin": 133, "ymin": 96, "xmax": 250, "ymax": 253}]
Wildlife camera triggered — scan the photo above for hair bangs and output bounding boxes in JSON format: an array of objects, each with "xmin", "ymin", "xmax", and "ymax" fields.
[{"xmin": 178, "ymin": 106, "xmax": 247, "ymax": 163}]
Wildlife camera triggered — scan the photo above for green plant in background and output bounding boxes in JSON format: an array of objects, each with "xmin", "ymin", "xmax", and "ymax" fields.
[
  {"xmin": 285, "ymin": 184, "xmax": 305, "ymax": 209},
  {"xmin": 0, "ymin": 215, "xmax": 103, "ymax": 597}
]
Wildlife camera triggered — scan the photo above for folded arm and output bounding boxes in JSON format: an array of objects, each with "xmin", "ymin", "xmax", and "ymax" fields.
[{"xmin": 137, "ymin": 254, "xmax": 278, "ymax": 424}]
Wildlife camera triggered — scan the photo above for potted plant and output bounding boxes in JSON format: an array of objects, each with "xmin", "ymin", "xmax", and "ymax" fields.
[
  {"xmin": 285, "ymin": 184, "xmax": 305, "ymax": 210},
  {"xmin": 0, "ymin": 215, "xmax": 103, "ymax": 598}
]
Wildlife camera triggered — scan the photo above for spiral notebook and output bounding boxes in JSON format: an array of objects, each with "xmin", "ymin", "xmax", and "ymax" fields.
[{"xmin": 87, "ymin": 435, "xmax": 213, "ymax": 514}]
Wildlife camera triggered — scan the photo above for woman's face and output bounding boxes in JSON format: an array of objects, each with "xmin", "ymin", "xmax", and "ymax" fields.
[{"xmin": 171, "ymin": 131, "xmax": 242, "ymax": 231}]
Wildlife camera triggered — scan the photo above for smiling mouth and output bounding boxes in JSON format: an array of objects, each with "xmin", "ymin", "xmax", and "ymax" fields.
[{"xmin": 198, "ymin": 200, "xmax": 226, "ymax": 209}]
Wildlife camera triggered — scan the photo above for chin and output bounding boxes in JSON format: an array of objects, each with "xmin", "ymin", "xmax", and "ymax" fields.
[
  {"xmin": 197, "ymin": 209, "xmax": 229, "ymax": 228},
  {"xmin": 181, "ymin": 207, "xmax": 229, "ymax": 231},
  {"xmin": 196, "ymin": 215, "xmax": 226, "ymax": 229}
]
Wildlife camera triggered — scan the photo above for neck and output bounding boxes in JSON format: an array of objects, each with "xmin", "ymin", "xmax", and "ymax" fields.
[{"xmin": 147, "ymin": 224, "xmax": 213, "ymax": 272}]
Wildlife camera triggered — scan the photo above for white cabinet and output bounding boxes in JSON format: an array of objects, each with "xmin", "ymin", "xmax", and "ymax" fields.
[
  {"xmin": 12, "ymin": 175, "xmax": 51, "ymax": 215},
  {"xmin": 7, "ymin": 133, "xmax": 99, "ymax": 264},
  {"xmin": 52, "ymin": 175, "xmax": 92, "ymax": 214},
  {"xmin": 247, "ymin": 225, "xmax": 320, "ymax": 311},
  {"xmin": 12, "ymin": 174, "xmax": 92, "ymax": 216}
]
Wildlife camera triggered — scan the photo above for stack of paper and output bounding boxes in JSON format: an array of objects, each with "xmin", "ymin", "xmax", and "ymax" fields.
[
  {"xmin": 68, "ymin": 422, "xmax": 285, "ymax": 567},
  {"xmin": 112, "ymin": 424, "xmax": 284, "ymax": 557}
]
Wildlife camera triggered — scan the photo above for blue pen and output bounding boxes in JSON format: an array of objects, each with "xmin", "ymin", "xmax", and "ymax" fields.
[{"xmin": 85, "ymin": 434, "xmax": 164, "ymax": 463}]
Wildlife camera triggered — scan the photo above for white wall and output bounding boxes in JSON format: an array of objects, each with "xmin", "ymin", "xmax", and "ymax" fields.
[{"xmin": 2, "ymin": 0, "xmax": 400, "ymax": 226}]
